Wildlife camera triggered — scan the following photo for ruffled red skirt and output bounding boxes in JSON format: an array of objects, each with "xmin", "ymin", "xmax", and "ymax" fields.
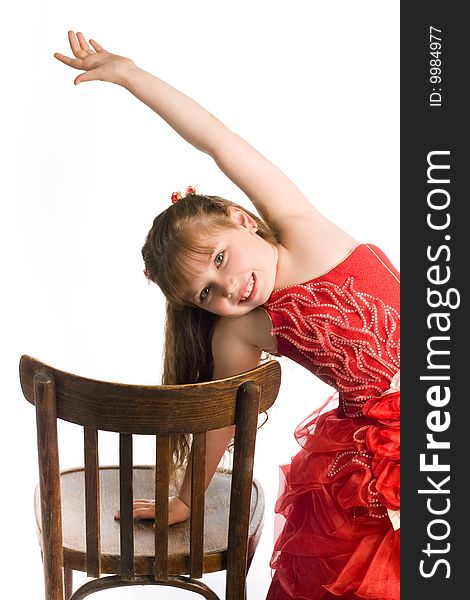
[{"xmin": 266, "ymin": 389, "xmax": 400, "ymax": 600}]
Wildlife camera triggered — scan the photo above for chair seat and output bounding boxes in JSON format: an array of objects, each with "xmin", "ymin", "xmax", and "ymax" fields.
[{"xmin": 34, "ymin": 466, "xmax": 265, "ymax": 576}]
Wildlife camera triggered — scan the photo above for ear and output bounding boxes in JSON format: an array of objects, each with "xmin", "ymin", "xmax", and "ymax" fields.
[{"xmin": 227, "ymin": 207, "xmax": 258, "ymax": 232}]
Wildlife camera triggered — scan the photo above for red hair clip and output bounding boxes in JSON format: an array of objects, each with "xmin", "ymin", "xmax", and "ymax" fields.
[
  {"xmin": 171, "ymin": 185, "xmax": 199, "ymax": 204},
  {"xmin": 143, "ymin": 268, "xmax": 151, "ymax": 285}
]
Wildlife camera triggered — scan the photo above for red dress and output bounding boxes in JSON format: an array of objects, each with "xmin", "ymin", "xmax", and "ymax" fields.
[{"xmin": 262, "ymin": 243, "xmax": 400, "ymax": 600}]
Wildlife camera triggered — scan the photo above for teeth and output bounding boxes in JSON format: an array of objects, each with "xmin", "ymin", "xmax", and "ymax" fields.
[{"xmin": 241, "ymin": 275, "xmax": 254, "ymax": 301}]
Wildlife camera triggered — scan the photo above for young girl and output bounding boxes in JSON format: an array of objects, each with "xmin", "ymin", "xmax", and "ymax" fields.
[{"xmin": 54, "ymin": 31, "xmax": 400, "ymax": 600}]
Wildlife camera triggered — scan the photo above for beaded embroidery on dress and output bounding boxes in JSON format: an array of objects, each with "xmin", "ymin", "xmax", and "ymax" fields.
[{"xmin": 263, "ymin": 244, "xmax": 400, "ymax": 600}]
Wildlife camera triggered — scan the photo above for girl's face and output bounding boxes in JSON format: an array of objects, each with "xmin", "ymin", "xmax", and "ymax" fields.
[{"xmin": 183, "ymin": 210, "xmax": 279, "ymax": 317}]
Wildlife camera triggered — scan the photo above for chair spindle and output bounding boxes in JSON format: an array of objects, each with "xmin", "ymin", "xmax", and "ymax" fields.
[
  {"xmin": 154, "ymin": 435, "xmax": 170, "ymax": 581},
  {"xmin": 119, "ymin": 433, "xmax": 135, "ymax": 580},
  {"xmin": 190, "ymin": 431, "xmax": 206, "ymax": 579},
  {"xmin": 84, "ymin": 427, "xmax": 101, "ymax": 577}
]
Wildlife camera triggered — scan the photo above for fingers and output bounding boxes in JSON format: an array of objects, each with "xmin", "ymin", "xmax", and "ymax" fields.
[
  {"xmin": 74, "ymin": 72, "xmax": 93, "ymax": 86},
  {"xmin": 133, "ymin": 505, "xmax": 156, "ymax": 519},
  {"xmin": 53, "ymin": 31, "xmax": 90, "ymax": 68},
  {"xmin": 68, "ymin": 30, "xmax": 86, "ymax": 58},
  {"xmin": 89, "ymin": 38, "xmax": 105, "ymax": 53},
  {"xmin": 114, "ymin": 507, "xmax": 154, "ymax": 519},
  {"xmin": 76, "ymin": 31, "xmax": 93, "ymax": 53},
  {"xmin": 53, "ymin": 53, "xmax": 77, "ymax": 68},
  {"xmin": 55, "ymin": 31, "xmax": 109, "ymax": 82},
  {"xmin": 67, "ymin": 31, "xmax": 91, "ymax": 59},
  {"xmin": 114, "ymin": 500, "xmax": 156, "ymax": 521}
]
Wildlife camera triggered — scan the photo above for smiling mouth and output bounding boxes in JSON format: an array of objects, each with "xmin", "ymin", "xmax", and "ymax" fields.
[{"xmin": 239, "ymin": 273, "xmax": 255, "ymax": 302}]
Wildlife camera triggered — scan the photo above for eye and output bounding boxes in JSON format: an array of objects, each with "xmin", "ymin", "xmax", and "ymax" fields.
[
  {"xmin": 200, "ymin": 253, "xmax": 223, "ymax": 302},
  {"xmin": 200, "ymin": 286, "xmax": 211, "ymax": 301}
]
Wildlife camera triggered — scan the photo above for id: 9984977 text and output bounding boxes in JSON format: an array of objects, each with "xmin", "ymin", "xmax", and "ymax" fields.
[{"xmin": 429, "ymin": 26, "xmax": 442, "ymax": 108}]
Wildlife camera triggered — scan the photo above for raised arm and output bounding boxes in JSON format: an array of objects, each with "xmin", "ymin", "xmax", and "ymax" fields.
[
  {"xmin": 54, "ymin": 32, "xmax": 320, "ymax": 238},
  {"xmin": 122, "ymin": 68, "xmax": 317, "ymax": 227}
]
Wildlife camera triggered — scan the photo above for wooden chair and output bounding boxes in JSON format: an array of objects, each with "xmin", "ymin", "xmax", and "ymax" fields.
[{"xmin": 19, "ymin": 354, "xmax": 281, "ymax": 600}]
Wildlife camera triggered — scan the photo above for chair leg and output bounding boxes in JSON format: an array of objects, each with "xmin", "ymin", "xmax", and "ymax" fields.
[{"xmin": 64, "ymin": 568, "xmax": 73, "ymax": 600}]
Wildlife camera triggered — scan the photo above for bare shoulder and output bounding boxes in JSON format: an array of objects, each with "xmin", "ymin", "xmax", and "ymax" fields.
[
  {"xmin": 274, "ymin": 212, "xmax": 360, "ymax": 287},
  {"xmin": 211, "ymin": 309, "xmax": 277, "ymax": 379},
  {"xmin": 213, "ymin": 309, "xmax": 275, "ymax": 352}
]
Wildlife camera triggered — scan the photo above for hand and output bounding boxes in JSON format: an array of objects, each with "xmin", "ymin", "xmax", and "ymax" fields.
[
  {"xmin": 114, "ymin": 495, "xmax": 191, "ymax": 526},
  {"xmin": 54, "ymin": 31, "xmax": 137, "ymax": 86}
]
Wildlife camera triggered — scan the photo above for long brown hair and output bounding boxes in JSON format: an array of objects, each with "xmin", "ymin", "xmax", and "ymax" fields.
[{"xmin": 142, "ymin": 194, "xmax": 279, "ymax": 474}]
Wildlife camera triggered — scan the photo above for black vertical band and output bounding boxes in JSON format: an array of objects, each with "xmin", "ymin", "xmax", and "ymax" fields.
[{"xmin": 401, "ymin": 2, "xmax": 466, "ymax": 596}]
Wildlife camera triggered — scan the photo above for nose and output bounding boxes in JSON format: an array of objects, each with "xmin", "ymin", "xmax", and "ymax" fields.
[{"xmin": 220, "ymin": 276, "xmax": 237, "ymax": 300}]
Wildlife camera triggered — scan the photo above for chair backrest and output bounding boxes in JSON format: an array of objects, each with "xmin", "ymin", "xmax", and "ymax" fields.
[{"xmin": 19, "ymin": 354, "xmax": 281, "ymax": 598}]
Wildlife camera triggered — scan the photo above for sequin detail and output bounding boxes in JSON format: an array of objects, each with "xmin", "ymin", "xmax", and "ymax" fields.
[{"xmin": 264, "ymin": 276, "xmax": 400, "ymax": 417}]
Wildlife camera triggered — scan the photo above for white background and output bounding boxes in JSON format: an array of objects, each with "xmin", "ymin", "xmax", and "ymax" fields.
[{"xmin": 1, "ymin": 1, "xmax": 399, "ymax": 597}]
